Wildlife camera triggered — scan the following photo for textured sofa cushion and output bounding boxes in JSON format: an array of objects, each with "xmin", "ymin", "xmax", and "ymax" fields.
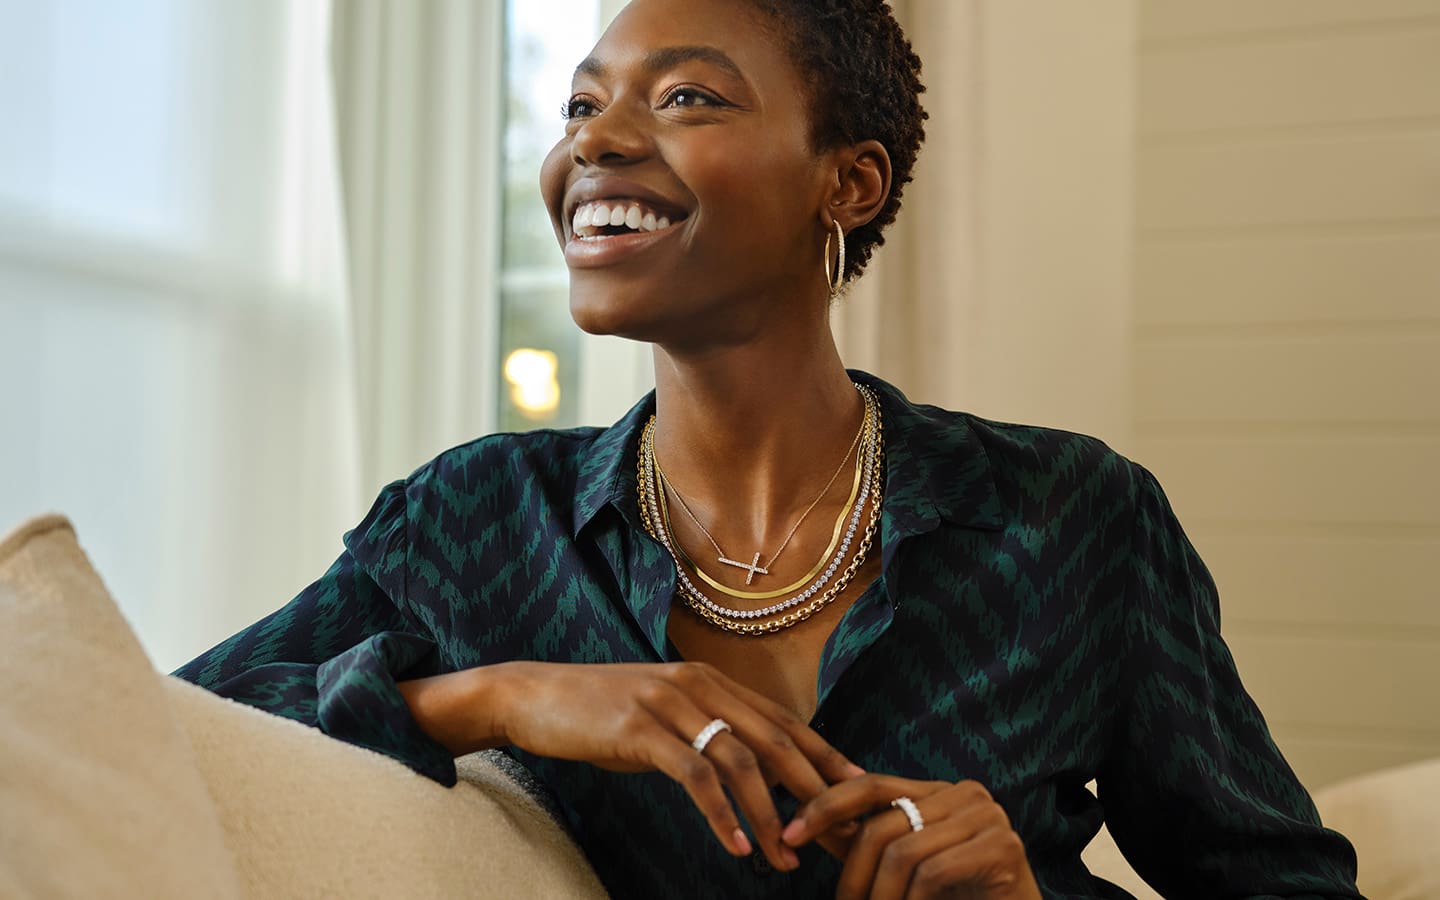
[
  {"xmin": 164, "ymin": 674, "xmax": 609, "ymax": 898},
  {"xmin": 0, "ymin": 515, "xmax": 243, "ymax": 900}
]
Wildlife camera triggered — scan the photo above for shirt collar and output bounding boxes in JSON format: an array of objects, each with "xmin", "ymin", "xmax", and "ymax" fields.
[
  {"xmin": 571, "ymin": 391, "xmax": 654, "ymax": 535},
  {"xmin": 856, "ymin": 371, "xmax": 1004, "ymax": 540},
  {"xmin": 571, "ymin": 370, "xmax": 1003, "ymax": 538}
]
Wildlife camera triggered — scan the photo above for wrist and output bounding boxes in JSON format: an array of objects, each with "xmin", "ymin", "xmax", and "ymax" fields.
[
  {"xmin": 399, "ymin": 663, "xmax": 522, "ymax": 756},
  {"xmin": 477, "ymin": 660, "xmax": 528, "ymax": 748}
]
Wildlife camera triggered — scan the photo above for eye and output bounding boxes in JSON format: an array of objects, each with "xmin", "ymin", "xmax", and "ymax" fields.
[
  {"xmin": 661, "ymin": 86, "xmax": 723, "ymax": 110},
  {"xmin": 561, "ymin": 94, "xmax": 600, "ymax": 120}
]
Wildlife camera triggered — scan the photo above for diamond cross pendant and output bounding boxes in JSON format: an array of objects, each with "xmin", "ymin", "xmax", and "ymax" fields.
[{"xmin": 717, "ymin": 551, "xmax": 769, "ymax": 585}]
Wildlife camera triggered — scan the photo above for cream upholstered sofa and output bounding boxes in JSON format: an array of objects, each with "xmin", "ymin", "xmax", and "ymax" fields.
[{"xmin": 2, "ymin": 514, "xmax": 1435, "ymax": 898}]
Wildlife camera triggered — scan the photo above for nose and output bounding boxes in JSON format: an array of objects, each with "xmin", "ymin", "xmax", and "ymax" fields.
[{"xmin": 570, "ymin": 101, "xmax": 651, "ymax": 167}]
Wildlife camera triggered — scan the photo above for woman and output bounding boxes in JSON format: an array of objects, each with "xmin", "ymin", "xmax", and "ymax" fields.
[{"xmin": 176, "ymin": 0, "xmax": 1361, "ymax": 897}]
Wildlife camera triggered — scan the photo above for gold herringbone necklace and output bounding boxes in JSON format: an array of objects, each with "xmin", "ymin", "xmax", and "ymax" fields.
[
  {"xmin": 652, "ymin": 383, "xmax": 871, "ymax": 599},
  {"xmin": 637, "ymin": 390, "xmax": 884, "ymax": 635}
]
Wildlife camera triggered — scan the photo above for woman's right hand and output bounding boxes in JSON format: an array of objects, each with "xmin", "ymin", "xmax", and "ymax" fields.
[{"xmin": 401, "ymin": 660, "xmax": 862, "ymax": 872}]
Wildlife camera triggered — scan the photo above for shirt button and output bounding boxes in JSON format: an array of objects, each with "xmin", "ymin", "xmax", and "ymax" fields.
[{"xmin": 751, "ymin": 850, "xmax": 773, "ymax": 875}]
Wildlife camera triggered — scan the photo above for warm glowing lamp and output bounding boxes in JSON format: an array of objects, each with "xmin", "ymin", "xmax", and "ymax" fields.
[{"xmin": 503, "ymin": 348, "xmax": 561, "ymax": 417}]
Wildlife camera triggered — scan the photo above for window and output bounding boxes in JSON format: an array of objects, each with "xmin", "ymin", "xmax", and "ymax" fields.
[
  {"xmin": 498, "ymin": 0, "xmax": 651, "ymax": 432},
  {"xmin": 0, "ymin": 0, "xmax": 353, "ymax": 670}
]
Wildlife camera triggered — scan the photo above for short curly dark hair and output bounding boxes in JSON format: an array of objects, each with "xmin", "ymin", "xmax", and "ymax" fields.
[{"xmin": 746, "ymin": 0, "xmax": 927, "ymax": 282}]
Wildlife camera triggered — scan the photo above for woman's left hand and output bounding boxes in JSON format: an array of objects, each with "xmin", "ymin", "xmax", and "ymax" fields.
[{"xmin": 781, "ymin": 774, "xmax": 1042, "ymax": 900}]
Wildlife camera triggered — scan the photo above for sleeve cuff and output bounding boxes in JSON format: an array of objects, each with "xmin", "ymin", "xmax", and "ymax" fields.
[{"xmin": 316, "ymin": 630, "xmax": 457, "ymax": 786}]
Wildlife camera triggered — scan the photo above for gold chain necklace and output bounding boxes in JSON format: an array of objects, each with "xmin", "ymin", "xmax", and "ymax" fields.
[
  {"xmin": 637, "ymin": 393, "xmax": 884, "ymax": 635},
  {"xmin": 641, "ymin": 387, "xmax": 877, "ymax": 606},
  {"xmin": 670, "ymin": 462, "xmax": 881, "ymax": 635},
  {"xmin": 653, "ymin": 382, "xmax": 869, "ymax": 587},
  {"xmin": 654, "ymin": 388, "xmax": 876, "ymax": 601}
]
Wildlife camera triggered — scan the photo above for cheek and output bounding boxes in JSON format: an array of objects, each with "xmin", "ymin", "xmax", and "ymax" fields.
[
  {"xmin": 678, "ymin": 135, "xmax": 816, "ymax": 230},
  {"xmin": 539, "ymin": 141, "xmax": 571, "ymax": 231}
]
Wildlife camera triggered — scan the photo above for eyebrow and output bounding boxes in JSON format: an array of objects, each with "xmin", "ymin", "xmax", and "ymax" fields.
[{"xmin": 574, "ymin": 45, "xmax": 746, "ymax": 84}]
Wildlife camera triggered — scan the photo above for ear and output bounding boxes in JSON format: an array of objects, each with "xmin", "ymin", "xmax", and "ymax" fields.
[{"xmin": 823, "ymin": 139, "xmax": 892, "ymax": 234}]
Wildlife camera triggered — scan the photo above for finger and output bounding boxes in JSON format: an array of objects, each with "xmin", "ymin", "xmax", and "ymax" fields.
[
  {"xmin": 657, "ymin": 665, "xmax": 853, "ymax": 853},
  {"xmin": 720, "ymin": 701, "xmax": 833, "ymax": 808},
  {"xmin": 658, "ymin": 663, "xmax": 837, "ymax": 802},
  {"xmin": 702, "ymin": 732, "xmax": 802, "ymax": 871},
  {"xmin": 843, "ymin": 786, "xmax": 1010, "ymax": 900},
  {"xmin": 835, "ymin": 804, "xmax": 919, "ymax": 900},
  {"xmin": 701, "ymin": 668, "xmax": 864, "ymax": 786},
  {"xmin": 868, "ymin": 801, "xmax": 1007, "ymax": 900},
  {"xmin": 688, "ymin": 681, "xmax": 830, "ymax": 805},
  {"xmin": 643, "ymin": 726, "xmax": 753, "ymax": 858},
  {"xmin": 783, "ymin": 774, "xmax": 944, "ymax": 847},
  {"xmin": 638, "ymin": 682, "xmax": 797, "ymax": 871},
  {"xmin": 904, "ymin": 826, "xmax": 1031, "ymax": 900},
  {"xmin": 812, "ymin": 818, "xmax": 863, "ymax": 861}
]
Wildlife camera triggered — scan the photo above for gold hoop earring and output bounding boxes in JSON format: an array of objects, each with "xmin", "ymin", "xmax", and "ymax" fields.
[{"xmin": 824, "ymin": 220, "xmax": 845, "ymax": 296}]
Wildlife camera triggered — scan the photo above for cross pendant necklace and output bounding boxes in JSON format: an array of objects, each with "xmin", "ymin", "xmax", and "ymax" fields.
[{"xmin": 716, "ymin": 552, "xmax": 769, "ymax": 585}]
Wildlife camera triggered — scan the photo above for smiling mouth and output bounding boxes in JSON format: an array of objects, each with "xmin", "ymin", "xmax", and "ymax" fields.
[{"xmin": 570, "ymin": 198, "xmax": 687, "ymax": 239}]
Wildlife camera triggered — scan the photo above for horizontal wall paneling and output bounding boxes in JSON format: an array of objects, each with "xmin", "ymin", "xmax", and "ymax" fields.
[
  {"xmin": 1140, "ymin": 29, "xmax": 1440, "ymax": 135},
  {"xmin": 1136, "ymin": 233, "xmax": 1440, "ymax": 327},
  {"xmin": 1139, "ymin": 131, "xmax": 1440, "ymax": 231},
  {"xmin": 1142, "ymin": 0, "xmax": 1440, "ymax": 43},
  {"xmin": 1133, "ymin": 436, "xmax": 1440, "ymax": 525},
  {"xmin": 1190, "ymin": 532, "xmax": 1440, "ymax": 630},
  {"xmin": 1135, "ymin": 334, "xmax": 1440, "ymax": 424}
]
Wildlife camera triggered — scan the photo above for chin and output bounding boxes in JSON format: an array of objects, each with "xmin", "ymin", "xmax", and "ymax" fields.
[{"xmin": 568, "ymin": 283, "xmax": 658, "ymax": 341}]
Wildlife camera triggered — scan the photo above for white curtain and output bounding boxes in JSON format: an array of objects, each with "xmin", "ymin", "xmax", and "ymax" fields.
[
  {"xmin": 0, "ymin": 0, "xmax": 360, "ymax": 670},
  {"xmin": 330, "ymin": 0, "xmax": 504, "ymax": 490}
]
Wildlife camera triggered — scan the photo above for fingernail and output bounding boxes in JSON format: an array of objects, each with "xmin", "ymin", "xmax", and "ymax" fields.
[
  {"xmin": 846, "ymin": 763, "xmax": 866, "ymax": 777},
  {"xmin": 782, "ymin": 846, "xmax": 800, "ymax": 869},
  {"xmin": 781, "ymin": 818, "xmax": 806, "ymax": 845},
  {"xmin": 732, "ymin": 828, "xmax": 752, "ymax": 855}
]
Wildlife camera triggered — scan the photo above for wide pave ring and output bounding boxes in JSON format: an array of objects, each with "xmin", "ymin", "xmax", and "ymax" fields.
[
  {"xmin": 691, "ymin": 718, "xmax": 733, "ymax": 754},
  {"xmin": 891, "ymin": 796, "xmax": 924, "ymax": 832}
]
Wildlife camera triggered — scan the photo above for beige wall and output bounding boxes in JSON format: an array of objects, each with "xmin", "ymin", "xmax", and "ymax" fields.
[
  {"xmin": 1134, "ymin": 0, "xmax": 1440, "ymax": 788},
  {"xmin": 839, "ymin": 0, "xmax": 1136, "ymax": 447}
]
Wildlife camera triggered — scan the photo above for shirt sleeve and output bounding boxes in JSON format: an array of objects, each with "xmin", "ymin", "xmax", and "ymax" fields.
[
  {"xmin": 1096, "ymin": 465, "xmax": 1360, "ymax": 898},
  {"xmin": 170, "ymin": 480, "xmax": 459, "ymax": 786}
]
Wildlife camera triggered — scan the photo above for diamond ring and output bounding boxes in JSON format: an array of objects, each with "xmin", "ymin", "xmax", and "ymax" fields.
[
  {"xmin": 691, "ymin": 718, "xmax": 733, "ymax": 754},
  {"xmin": 891, "ymin": 796, "xmax": 924, "ymax": 832}
]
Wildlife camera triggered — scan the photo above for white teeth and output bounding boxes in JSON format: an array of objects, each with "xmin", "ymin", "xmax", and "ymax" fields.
[{"xmin": 571, "ymin": 199, "xmax": 682, "ymax": 237}]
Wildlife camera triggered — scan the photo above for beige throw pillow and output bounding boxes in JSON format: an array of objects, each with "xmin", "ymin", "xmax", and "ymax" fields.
[
  {"xmin": 165, "ymin": 675, "xmax": 609, "ymax": 898},
  {"xmin": 0, "ymin": 515, "xmax": 242, "ymax": 899}
]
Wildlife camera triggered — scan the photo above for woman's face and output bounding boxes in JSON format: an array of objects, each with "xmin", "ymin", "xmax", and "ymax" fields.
[{"xmin": 539, "ymin": 0, "xmax": 830, "ymax": 346}]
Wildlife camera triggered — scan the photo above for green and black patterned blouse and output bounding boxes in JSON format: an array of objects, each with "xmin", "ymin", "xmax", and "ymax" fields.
[{"xmin": 174, "ymin": 372, "xmax": 1360, "ymax": 899}]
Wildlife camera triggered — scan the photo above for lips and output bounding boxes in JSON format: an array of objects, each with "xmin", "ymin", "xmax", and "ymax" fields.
[{"xmin": 561, "ymin": 178, "xmax": 691, "ymax": 268}]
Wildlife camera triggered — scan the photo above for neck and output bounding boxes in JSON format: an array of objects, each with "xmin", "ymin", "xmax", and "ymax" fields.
[{"xmin": 649, "ymin": 322, "xmax": 863, "ymax": 543}]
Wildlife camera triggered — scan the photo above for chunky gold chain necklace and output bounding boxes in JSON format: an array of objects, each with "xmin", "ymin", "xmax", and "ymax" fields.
[{"xmin": 637, "ymin": 390, "xmax": 884, "ymax": 635}]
